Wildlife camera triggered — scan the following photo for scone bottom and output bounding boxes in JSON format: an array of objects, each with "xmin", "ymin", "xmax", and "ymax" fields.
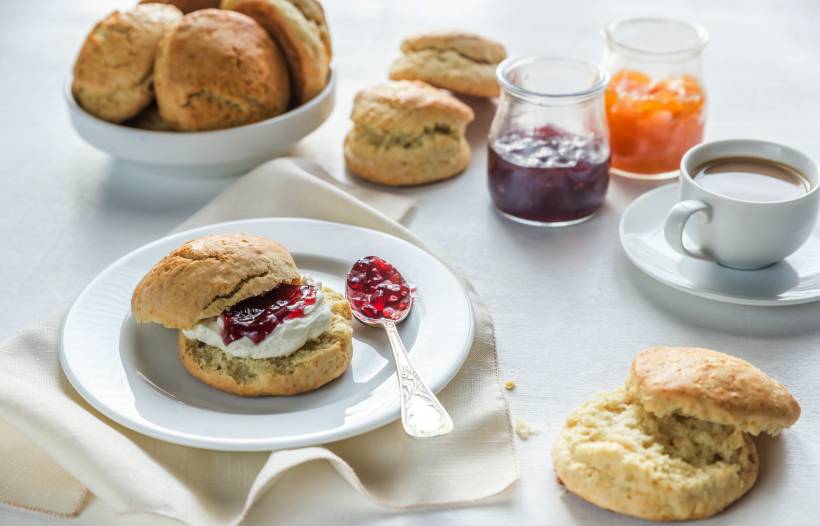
[{"xmin": 178, "ymin": 286, "xmax": 353, "ymax": 397}]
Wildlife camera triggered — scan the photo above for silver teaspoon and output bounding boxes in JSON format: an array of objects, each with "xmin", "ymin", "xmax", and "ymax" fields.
[{"xmin": 345, "ymin": 256, "xmax": 454, "ymax": 438}]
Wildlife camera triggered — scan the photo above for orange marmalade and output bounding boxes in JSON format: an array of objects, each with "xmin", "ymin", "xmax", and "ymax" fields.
[{"xmin": 605, "ymin": 70, "xmax": 705, "ymax": 175}]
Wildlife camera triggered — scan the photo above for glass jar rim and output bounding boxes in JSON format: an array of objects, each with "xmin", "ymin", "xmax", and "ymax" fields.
[
  {"xmin": 604, "ymin": 17, "xmax": 709, "ymax": 59},
  {"xmin": 496, "ymin": 56, "xmax": 610, "ymax": 103}
]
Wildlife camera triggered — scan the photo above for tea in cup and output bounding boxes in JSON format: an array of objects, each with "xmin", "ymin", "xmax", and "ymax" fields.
[{"xmin": 664, "ymin": 139, "xmax": 820, "ymax": 269}]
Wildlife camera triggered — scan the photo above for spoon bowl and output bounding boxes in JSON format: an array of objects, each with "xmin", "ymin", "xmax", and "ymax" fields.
[{"xmin": 350, "ymin": 295, "xmax": 413, "ymax": 327}]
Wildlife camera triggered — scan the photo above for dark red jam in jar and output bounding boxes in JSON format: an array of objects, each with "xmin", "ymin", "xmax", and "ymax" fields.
[
  {"xmin": 346, "ymin": 256, "xmax": 412, "ymax": 321},
  {"xmin": 220, "ymin": 281, "xmax": 318, "ymax": 345},
  {"xmin": 488, "ymin": 126, "xmax": 610, "ymax": 225}
]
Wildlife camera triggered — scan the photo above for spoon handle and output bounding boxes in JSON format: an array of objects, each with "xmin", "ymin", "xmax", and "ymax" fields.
[{"xmin": 382, "ymin": 320, "xmax": 454, "ymax": 438}]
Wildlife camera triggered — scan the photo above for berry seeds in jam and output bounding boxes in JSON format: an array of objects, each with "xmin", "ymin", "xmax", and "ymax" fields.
[
  {"xmin": 346, "ymin": 256, "xmax": 412, "ymax": 321},
  {"xmin": 220, "ymin": 281, "xmax": 318, "ymax": 345},
  {"xmin": 488, "ymin": 125, "xmax": 610, "ymax": 224}
]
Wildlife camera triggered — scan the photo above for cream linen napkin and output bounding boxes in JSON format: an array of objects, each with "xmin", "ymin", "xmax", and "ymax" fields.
[{"xmin": 0, "ymin": 159, "xmax": 518, "ymax": 525}]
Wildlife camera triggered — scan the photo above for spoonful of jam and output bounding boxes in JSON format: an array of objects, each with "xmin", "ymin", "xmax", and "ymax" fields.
[{"xmin": 346, "ymin": 256, "xmax": 453, "ymax": 438}]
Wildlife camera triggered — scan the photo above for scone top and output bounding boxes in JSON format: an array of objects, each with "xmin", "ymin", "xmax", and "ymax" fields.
[
  {"xmin": 131, "ymin": 233, "xmax": 300, "ymax": 329},
  {"xmin": 401, "ymin": 30, "xmax": 507, "ymax": 65},
  {"xmin": 626, "ymin": 346, "xmax": 801, "ymax": 435},
  {"xmin": 351, "ymin": 80, "xmax": 475, "ymax": 136}
]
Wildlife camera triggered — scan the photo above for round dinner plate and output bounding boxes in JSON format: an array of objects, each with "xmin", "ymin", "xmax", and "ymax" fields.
[
  {"xmin": 620, "ymin": 184, "xmax": 820, "ymax": 306},
  {"xmin": 60, "ymin": 218, "xmax": 474, "ymax": 451}
]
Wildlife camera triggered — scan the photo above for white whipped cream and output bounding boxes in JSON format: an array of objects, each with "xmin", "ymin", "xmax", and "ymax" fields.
[{"xmin": 183, "ymin": 276, "xmax": 332, "ymax": 359}]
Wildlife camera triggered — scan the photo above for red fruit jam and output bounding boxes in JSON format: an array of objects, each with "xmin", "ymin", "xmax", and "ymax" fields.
[
  {"xmin": 220, "ymin": 282, "xmax": 318, "ymax": 345},
  {"xmin": 346, "ymin": 256, "xmax": 412, "ymax": 321},
  {"xmin": 488, "ymin": 126, "xmax": 610, "ymax": 224}
]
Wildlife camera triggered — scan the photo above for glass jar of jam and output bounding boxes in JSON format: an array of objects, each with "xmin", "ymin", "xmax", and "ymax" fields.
[
  {"xmin": 603, "ymin": 17, "xmax": 709, "ymax": 180},
  {"xmin": 488, "ymin": 56, "xmax": 611, "ymax": 227}
]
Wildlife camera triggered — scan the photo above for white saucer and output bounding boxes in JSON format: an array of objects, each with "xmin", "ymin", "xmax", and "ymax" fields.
[
  {"xmin": 60, "ymin": 218, "xmax": 474, "ymax": 451},
  {"xmin": 620, "ymin": 184, "xmax": 820, "ymax": 306}
]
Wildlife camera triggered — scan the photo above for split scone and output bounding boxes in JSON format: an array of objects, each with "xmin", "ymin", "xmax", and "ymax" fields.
[
  {"xmin": 552, "ymin": 346, "xmax": 800, "ymax": 521},
  {"xmin": 344, "ymin": 80, "xmax": 475, "ymax": 186},
  {"xmin": 72, "ymin": 4, "xmax": 182, "ymax": 123},
  {"xmin": 389, "ymin": 31, "xmax": 507, "ymax": 98},
  {"xmin": 154, "ymin": 9, "xmax": 291, "ymax": 131},
  {"xmin": 221, "ymin": 0, "xmax": 332, "ymax": 105},
  {"xmin": 131, "ymin": 233, "xmax": 353, "ymax": 396}
]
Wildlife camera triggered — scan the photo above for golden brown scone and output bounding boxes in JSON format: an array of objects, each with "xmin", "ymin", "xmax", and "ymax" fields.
[
  {"xmin": 626, "ymin": 346, "xmax": 801, "ymax": 435},
  {"xmin": 154, "ymin": 9, "xmax": 291, "ymax": 131},
  {"xmin": 552, "ymin": 389, "xmax": 759, "ymax": 521},
  {"xmin": 344, "ymin": 80, "xmax": 475, "ymax": 186},
  {"xmin": 221, "ymin": 0, "xmax": 332, "ymax": 105},
  {"xmin": 389, "ymin": 30, "xmax": 507, "ymax": 98},
  {"xmin": 178, "ymin": 288, "xmax": 353, "ymax": 396},
  {"xmin": 139, "ymin": 0, "xmax": 221, "ymax": 14},
  {"xmin": 131, "ymin": 233, "xmax": 300, "ymax": 330},
  {"xmin": 72, "ymin": 4, "xmax": 182, "ymax": 123}
]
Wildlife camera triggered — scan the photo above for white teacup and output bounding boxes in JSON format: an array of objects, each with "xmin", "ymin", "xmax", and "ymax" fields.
[{"xmin": 664, "ymin": 139, "xmax": 820, "ymax": 270}]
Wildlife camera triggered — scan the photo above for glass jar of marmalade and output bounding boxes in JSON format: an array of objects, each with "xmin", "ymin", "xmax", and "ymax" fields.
[
  {"xmin": 603, "ymin": 17, "xmax": 709, "ymax": 180},
  {"xmin": 488, "ymin": 56, "xmax": 611, "ymax": 227}
]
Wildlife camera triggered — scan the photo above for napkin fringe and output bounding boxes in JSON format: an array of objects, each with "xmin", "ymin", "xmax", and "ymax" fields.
[{"xmin": 0, "ymin": 490, "xmax": 89, "ymax": 519}]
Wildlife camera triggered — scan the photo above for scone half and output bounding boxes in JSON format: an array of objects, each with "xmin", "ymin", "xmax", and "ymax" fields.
[
  {"xmin": 552, "ymin": 389, "xmax": 759, "ymax": 521},
  {"xmin": 626, "ymin": 346, "xmax": 801, "ymax": 435},
  {"xmin": 179, "ymin": 288, "xmax": 352, "ymax": 396}
]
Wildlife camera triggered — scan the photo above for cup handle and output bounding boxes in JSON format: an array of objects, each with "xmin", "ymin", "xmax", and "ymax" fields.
[{"xmin": 664, "ymin": 200, "xmax": 714, "ymax": 261}]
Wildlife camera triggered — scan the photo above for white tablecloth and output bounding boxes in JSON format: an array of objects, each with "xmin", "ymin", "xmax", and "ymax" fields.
[{"xmin": 2, "ymin": 0, "xmax": 820, "ymax": 524}]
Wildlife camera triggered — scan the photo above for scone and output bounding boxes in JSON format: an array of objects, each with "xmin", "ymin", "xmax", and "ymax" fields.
[
  {"xmin": 221, "ymin": 0, "xmax": 332, "ymax": 105},
  {"xmin": 344, "ymin": 80, "xmax": 475, "ymax": 186},
  {"xmin": 553, "ymin": 346, "xmax": 800, "ymax": 521},
  {"xmin": 72, "ymin": 4, "xmax": 182, "ymax": 123},
  {"xmin": 154, "ymin": 9, "xmax": 291, "ymax": 131},
  {"xmin": 131, "ymin": 233, "xmax": 353, "ymax": 396},
  {"xmin": 139, "ymin": 0, "xmax": 221, "ymax": 14},
  {"xmin": 626, "ymin": 346, "xmax": 801, "ymax": 436},
  {"xmin": 389, "ymin": 31, "xmax": 507, "ymax": 98},
  {"xmin": 552, "ymin": 389, "xmax": 759, "ymax": 521}
]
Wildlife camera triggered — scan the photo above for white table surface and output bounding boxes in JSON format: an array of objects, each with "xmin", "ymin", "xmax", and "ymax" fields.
[{"xmin": 2, "ymin": 0, "xmax": 820, "ymax": 524}]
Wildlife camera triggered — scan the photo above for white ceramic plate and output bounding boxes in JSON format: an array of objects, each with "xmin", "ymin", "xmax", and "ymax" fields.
[
  {"xmin": 65, "ymin": 69, "xmax": 335, "ymax": 177},
  {"xmin": 60, "ymin": 218, "xmax": 474, "ymax": 451},
  {"xmin": 620, "ymin": 184, "xmax": 820, "ymax": 306}
]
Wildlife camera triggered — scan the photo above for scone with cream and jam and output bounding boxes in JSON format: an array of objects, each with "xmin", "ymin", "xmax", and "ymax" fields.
[{"xmin": 131, "ymin": 233, "xmax": 352, "ymax": 396}]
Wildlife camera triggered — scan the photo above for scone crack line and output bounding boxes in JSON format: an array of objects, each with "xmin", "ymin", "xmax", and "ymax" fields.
[
  {"xmin": 355, "ymin": 123, "xmax": 458, "ymax": 149},
  {"xmin": 202, "ymin": 269, "xmax": 273, "ymax": 311},
  {"xmin": 170, "ymin": 251, "xmax": 226, "ymax": 263},
  {"xmin": 408, "ymin": 47, "xmax": 496, "ymax": 66},
  {"xmin": 179, "ymin": 88, "xmax": 275, "ymax": 112},
  {"xmin": 96, "ymin": 24, "xmax": 137, "ymax": 44}
]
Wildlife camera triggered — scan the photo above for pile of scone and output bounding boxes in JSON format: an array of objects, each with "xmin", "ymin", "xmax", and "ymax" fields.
[
  {"xmin": 71, "ymin": 0, "xmax": 331, "ymax": 131},
  {"xmin": 552, "ymin": 346, "xmax": 800, "ymax": 521},
  {"xmin": 344, "ymin": 31, "xmax": 507, "ymax": 186}
]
